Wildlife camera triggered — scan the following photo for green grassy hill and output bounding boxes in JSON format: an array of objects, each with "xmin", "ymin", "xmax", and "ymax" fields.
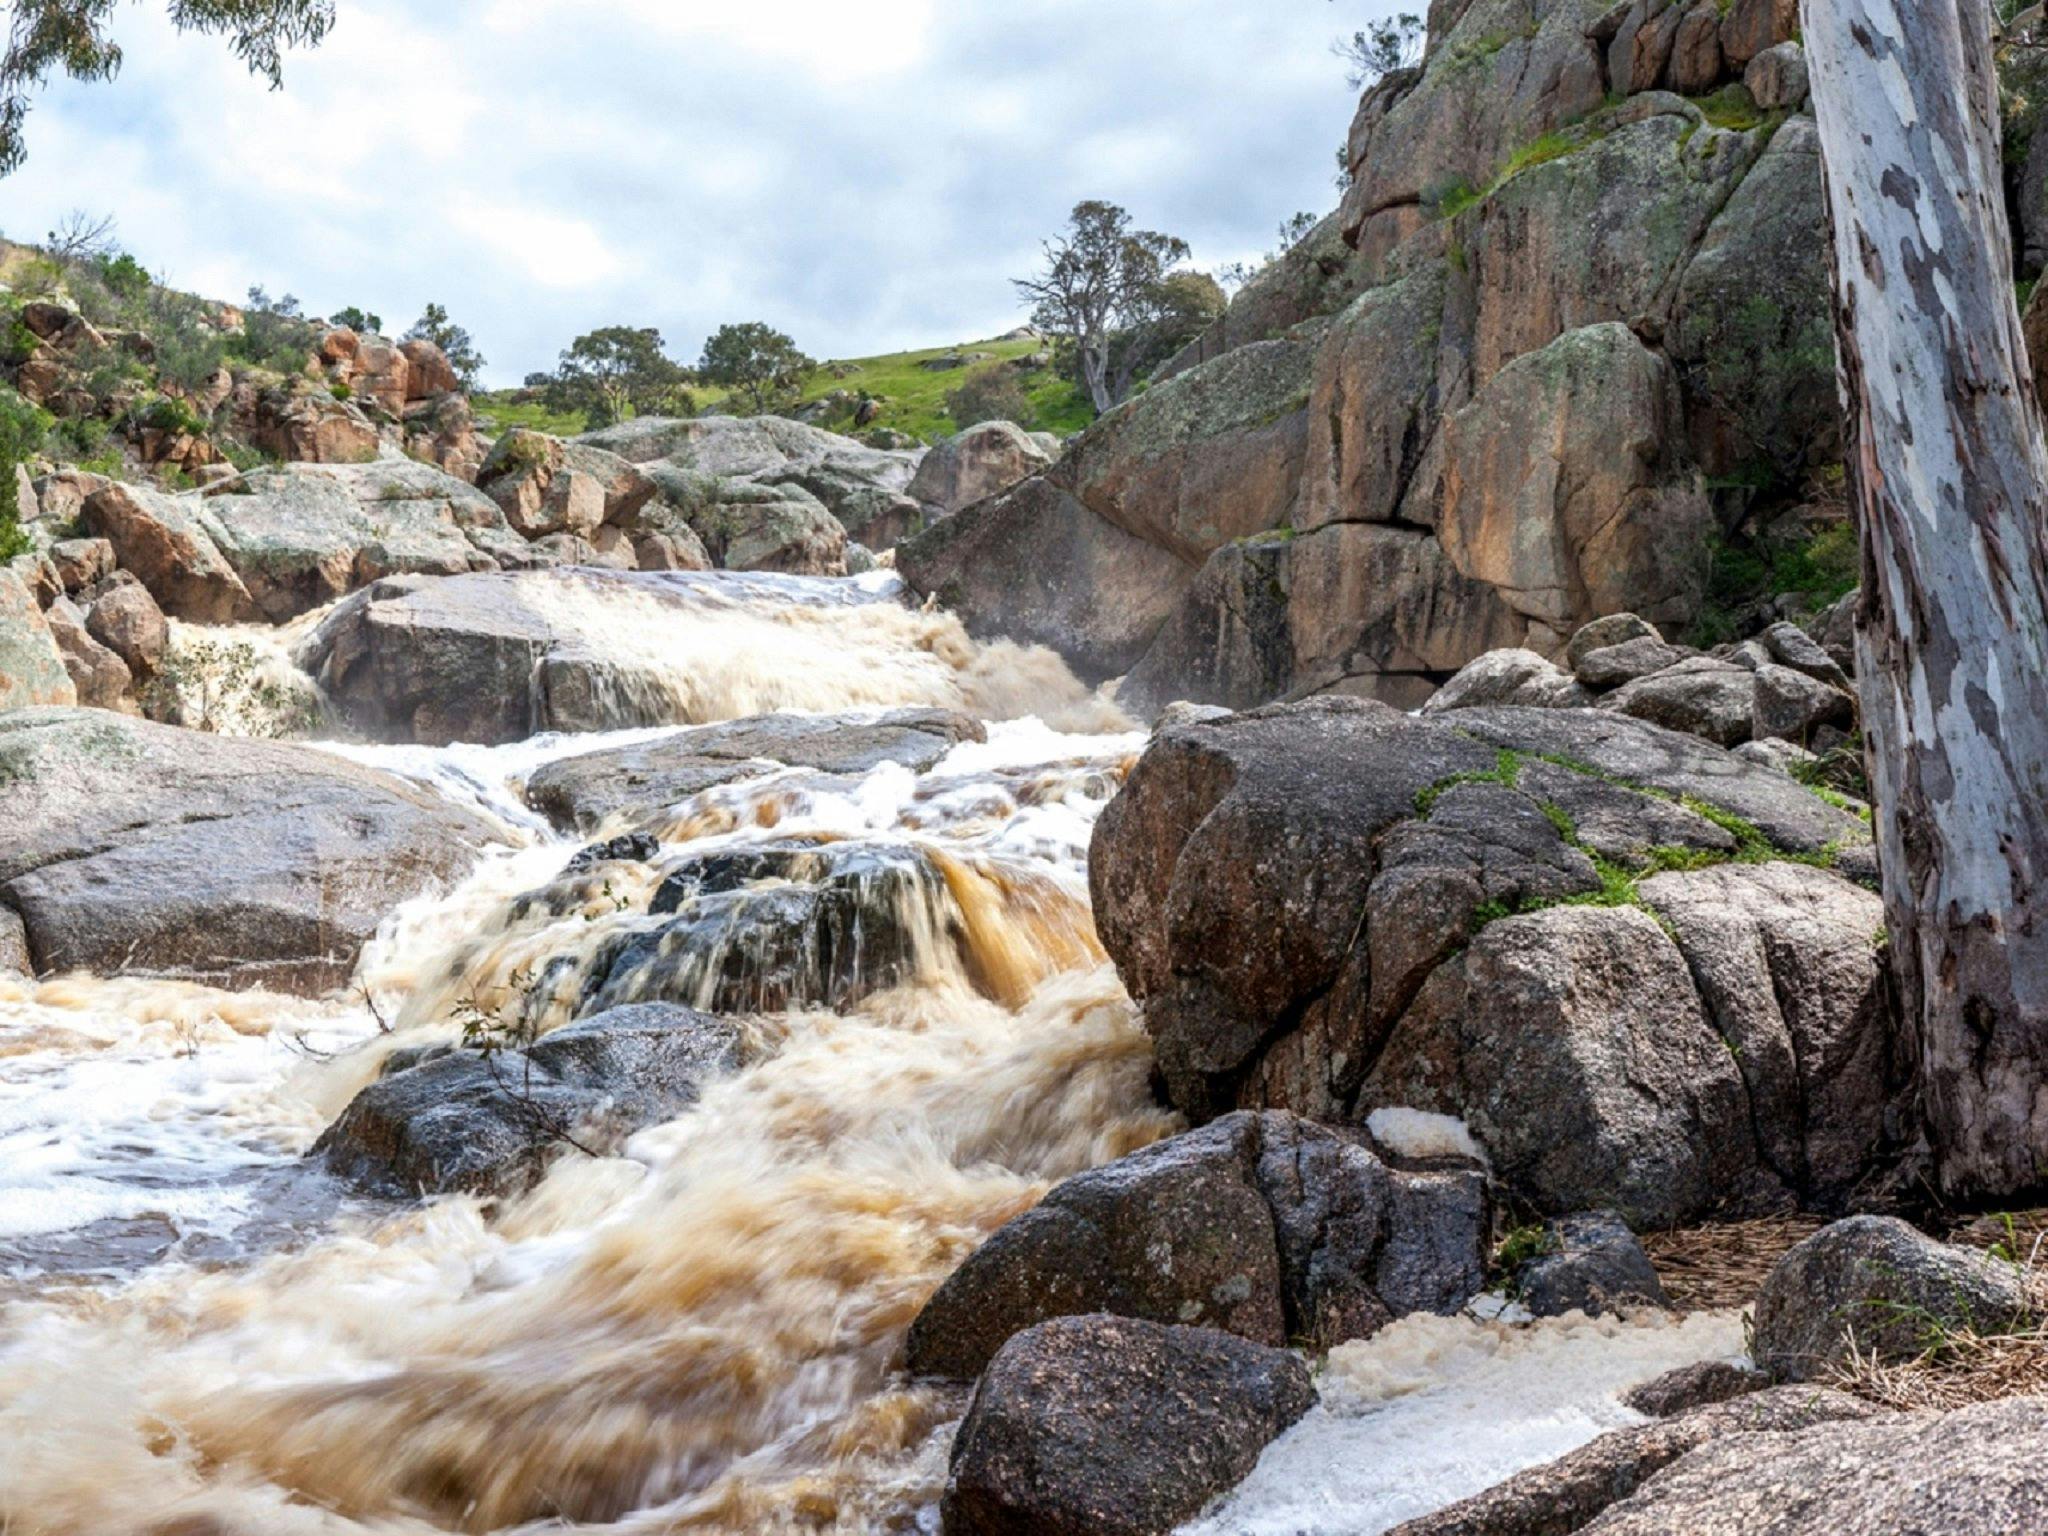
[{"xmin": 475, "ymin": 332, "xmax": 1092, "ymax": 445}]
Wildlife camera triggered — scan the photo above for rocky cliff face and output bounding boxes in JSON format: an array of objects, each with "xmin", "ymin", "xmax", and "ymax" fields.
[{"xmin": 902, "ymin": 0, "xmax": 1833, "ymax": 713}]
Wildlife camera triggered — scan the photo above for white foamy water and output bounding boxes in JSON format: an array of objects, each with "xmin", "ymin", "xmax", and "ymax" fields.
[{"xmin": 1182, "ymin": 1308, "xmax": 1749, "ymax": 1536}]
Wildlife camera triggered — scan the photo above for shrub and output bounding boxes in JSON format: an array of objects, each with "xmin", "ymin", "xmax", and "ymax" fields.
[
  {"xmin": 945, "ymin": 366, "xmax": 1036, "ymax": 429},
  {"xmin": 0, "ymin": 387, "xmax": 49, "ymax": 560}
]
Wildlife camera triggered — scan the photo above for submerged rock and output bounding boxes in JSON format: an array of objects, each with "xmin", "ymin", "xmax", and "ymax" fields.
[
  {"xmin": 0, "ymin": 708, "xmax": 495, "ymax": 992},
  {"xmin": 908, "ymin": 1110, "xmax": 1487, "ymax": 1380},
  {"xmin": 315, "ymin": 1003, "xmax": 747, "ymax": 1197},
  {"xmin": 524, "ymin": 707, "xmax": 986, "ymax": 833},
  {"xmin": 941, "ymin": 1314, "xmax": 1316, "ymax": 1536},
  {"xmin": 582, "ymin": 840, "xmax": 943, "ymax": 1015}
]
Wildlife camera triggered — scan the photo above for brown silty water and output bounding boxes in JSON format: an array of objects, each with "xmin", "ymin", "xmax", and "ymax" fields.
[{"xmin": 0, "ymin": 573, "xmax": 1174, "ymax": 1534}]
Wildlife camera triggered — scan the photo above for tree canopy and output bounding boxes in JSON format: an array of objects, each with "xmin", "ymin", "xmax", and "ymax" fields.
[
  {"xmin": 1015, "ymin": 201, "xmax": 1213, "ymax": 414},
  {"xmin": 696, "ymin": 322, "xmax": 815, "ymax": 416},
  {"xmin": 529, "ymin": 325, "xmax": 692, "ymax": 429},
  {"xmin": 405, "ymin": 302, "xmax": 486, "ymax": 391},
  {"xmin": 2, "ymin": 0, "xmax": 336, "ymax": 176}
]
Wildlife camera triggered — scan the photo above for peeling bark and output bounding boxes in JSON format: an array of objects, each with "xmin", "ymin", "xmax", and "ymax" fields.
[{"xmin": 1803, "ymin": 0, "xmax": 2048, "ymax": 1197}]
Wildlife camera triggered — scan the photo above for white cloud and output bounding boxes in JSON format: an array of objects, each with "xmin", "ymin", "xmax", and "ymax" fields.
[{"xmin": 4, "ymin": 0, "xmax": 1394, "ymax": 386}]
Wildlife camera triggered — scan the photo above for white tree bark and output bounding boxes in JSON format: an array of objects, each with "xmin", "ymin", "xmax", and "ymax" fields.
[{"xmin": 1802, "ymin": 0, "xmax": 2048, "ymax": 1197}]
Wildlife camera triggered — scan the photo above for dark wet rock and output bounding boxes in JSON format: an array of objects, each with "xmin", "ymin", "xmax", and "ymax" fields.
[
  {"xmin": 907, "ymin": 1109, "xmax": 1487, "ymax": 1380},
  {"xmin": 1387, "ymin": 1384, "xmax": 1880, "ymax": 1536},
  {"xmin": 582, "ymin": 839, "xmax": 940, "ymax": 1015},
  {"xmin": 562, "ymin": 832, "xmax": 662, "ymax": 872},
  {"xmin": 1621, "ymin": 1361, "xmax": 1765, "ymax": 1419},
  {"xmin": 315, "ymin": 1003, "xmax": 746, "ymax": 1197},
  {"xmin": 1516, "ymin": 1210, "xmax": 1667, "ymax": 1318},
  {"xmin": 941, "ymin": 1314, "xmax": 1316, "ymax": 1536},
  {"xmin": 1753, "ymin": 1216, "xmax": 2032, "ymax": 1383},
  {"xmin": 0, "ymin": 708, "xmax": 495, "ymax": 993},
  {"xmin": 523, "ymin": 707, "xmax": 986, "ymax": 832},
  {"xmin": 1575, "ymin": 1396, "xmax": 2048, "ymax": 1536}
]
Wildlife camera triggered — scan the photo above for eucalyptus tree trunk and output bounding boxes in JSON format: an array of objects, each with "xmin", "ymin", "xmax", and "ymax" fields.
[{"xmin": 1802, "ymin": 0, "xmax": 2048, "ymax": 1198}]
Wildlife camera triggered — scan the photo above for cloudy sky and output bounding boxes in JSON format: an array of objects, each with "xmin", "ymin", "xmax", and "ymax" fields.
[{"xmin": 3, "ymin": 1, "xmax": 1389, "ymax": 387}]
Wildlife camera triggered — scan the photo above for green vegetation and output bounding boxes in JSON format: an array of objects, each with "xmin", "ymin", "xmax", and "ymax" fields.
[
  {"xmin": 1412, "ymin": 737, "xmax": 1859, "ymax": 944},
  {"xmin": 1689, "ymin": 84, "xmax": 1770, "ymax": 133},
  {"xmin": 478, "ymin": 331, "xmax": 1087, "ymax": 445},
  {"xmin": 1425, "ymin": 104, "xmax": 1620, "ymax": 222},
  {"xmin": 0, "ymin": 385, "xmax": 47, "ymax": 559},
  {"xmin": 1690, "ymin": 519, "xmax": 1861, "ymax": 646},
  {"xmin": 697, "ymin": 321, "xmax": 814, "ymax": 416}
]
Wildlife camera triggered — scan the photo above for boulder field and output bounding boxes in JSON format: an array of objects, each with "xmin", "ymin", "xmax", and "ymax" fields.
[{"xmin": 900, "ymin": 0, "xmax": 1838, "ymax": 711}]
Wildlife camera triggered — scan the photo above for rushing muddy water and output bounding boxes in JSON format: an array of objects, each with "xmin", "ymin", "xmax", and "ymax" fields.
[{"xmin": 0, "ymin": 570, "xmax": 1731, "ymax": 1534}]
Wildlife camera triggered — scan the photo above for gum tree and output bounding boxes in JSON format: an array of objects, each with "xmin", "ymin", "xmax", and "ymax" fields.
[
  {"xmin": 1802, "ymin": 0, "xmax": 2048, "ymax": 1196},
  {"xmin": 3, "ymin": 0, "xmax": 335, "ymax": 175}
]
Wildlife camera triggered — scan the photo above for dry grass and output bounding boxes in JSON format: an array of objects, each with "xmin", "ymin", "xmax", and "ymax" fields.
[
  {"xmin": 1640, "ymin": 1212, "xmax": 1828, "ymax": 1312},
  {"xmin": 1823, "ymin": 1213, "xmax": 2048, "ymax": 1411},
  {"xmin": 1828, "ymin": 1320, "xmax": 2048, "ymax": 1411}
]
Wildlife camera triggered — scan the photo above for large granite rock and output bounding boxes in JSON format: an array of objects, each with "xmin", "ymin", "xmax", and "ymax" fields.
[
  {"xmin": 1571, "ymin": 1397, "xmax": 2048, "ymax": 1536},
  {"xmin": 1089, "ymin": 698, "xmax": 1892, "ymax": 1226},
  {"xmin": 899, "ymin": 473, "xmax": 1192, "ymax": 681},
  {"xmin": 1439, "ymin": 323, "xmax": 1711, "ymax": 639},
  {"xmin": 1388, "ymin": 1383, "xmax": 1880, "ymax": 1536},
  {"xmin": 634, "ymin": 465, "xmax": 847, "ymax": 575},
  {"xmin": 315, "ymin": 1003, "xmax": 747, "ymax": 1197},
  {"xmin": 0, "ymin": 566, "xmax": 77, "ymax": 709},
  {"xmin": 197, "ymin": 460, "xmax": 525, "ymax": 621},
  {"xmin": 524, "ymin": 707, "xmax": 986, "ymax": 832},
  {"xmin": 1753, "ymin": 1216, "xmax": 2033, "ymax": 1383},
  {"xmin": 302, "ymin": 568, "xmax": 800, "ymax": 746},
  {"xmin": 579, "ymin": 413, "xmax": 922, "ymax": 554},
  {"xmin": 941, "ymin": 1314, "xmax": 1316, "ymax": 1536},
  {"xmin": 906, "ymin": 420, "xmax": 1054, "ymax": 520},
  {"xmin": 900, "ymin": 5, "xmax": 1831, "ymax": 715},
  {"xmin": 908, "ymin": 1110, "xmax": 1487, "ymax": 1380},
  {"xmin": 80, "ymin": 482, "xmax": 252, "ymax": 622},
  {"xmin": 0, "ymin": 708, "xmax": 495, "ymax": 992}
]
